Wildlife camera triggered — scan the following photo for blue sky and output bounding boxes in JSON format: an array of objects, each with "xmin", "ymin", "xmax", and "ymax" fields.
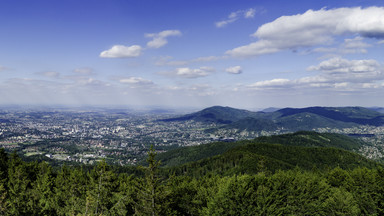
[{"xmin": 1, "ymin": 0, "xmax": 384, "ymax": 109}]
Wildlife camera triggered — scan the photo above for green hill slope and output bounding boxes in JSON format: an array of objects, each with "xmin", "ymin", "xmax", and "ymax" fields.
[
  {"xmin": 155, "ymin": 140, "xmax": 250, "ymax": 167},
  {"xmin": 166, "ymin": 143, "xmax": 378, "ymax": 177},
  {"xmin": 254, "ymin": 131, "xmax": 366, "ymax": 150},
  {"xmin": 156, "ymin": 131, "xmax": 366, "ymax": 168}
]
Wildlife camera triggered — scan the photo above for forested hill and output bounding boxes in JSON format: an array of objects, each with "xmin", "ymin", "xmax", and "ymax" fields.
[
  {"xmin": 157, "ymin": 131, "xmax": 375, "ymax": 173},
  {"xmin": 166, "ymin": 143, "xmax": 377, "ymax": 177},
  {"xmin": 160, "ymin": 106, "xmax": 384, "ymax": 131},
  {"xmin": 253, "ymin": 131, "xmax": 366, "ymax": 151},
  {"xmin": 159, "ymin": 106, "xmax": 258, "ymax": 124},
  {"xmin": 159, "ymin": 131, "xmax": 377, "ymax": 177},
  {"xmin": 156, "ymin": 131, "xmax": 368, "ymax": 168}
]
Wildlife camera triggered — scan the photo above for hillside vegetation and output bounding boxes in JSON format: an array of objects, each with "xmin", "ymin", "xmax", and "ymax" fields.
[
  {"xmin": 166, "ymin": 143, "xmax": 377, "ymax": 177},
  {"xmin": 0, "ymin": 144, "xmax": 384, "ymax": 215},
  {"xmin": 156, "ymin": 131, "xmax": 367, "ymax": 168}
]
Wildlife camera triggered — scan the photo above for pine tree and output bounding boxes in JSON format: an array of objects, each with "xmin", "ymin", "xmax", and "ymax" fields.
[
  {"xmin": 109, "ymin": 173, "xmax": 136, "ymax": 215},
  {"xmin": 135, "ymin": 145, "xmax": 162, "ymax": 216},
  {"xmin": 31, "ymin": 162, "xmax": 55, "ymax": 215},
  {"xmin": 0, "ymin": 149, "xmax": 8, "ymax": 184},
  {"xmin": 0, "ymin": 182, "xmax": 7, "ymax": 215},
  {"xmin": 85, "ymin": 159, "xmax": 117, "ymax": 215},
  {"xmin": 6, "ymin": 152, "xmax": 34, "ymax": 215},
  {"xmin": 55, "ymin": 165, "xmax": 88, "ymax": 215}
]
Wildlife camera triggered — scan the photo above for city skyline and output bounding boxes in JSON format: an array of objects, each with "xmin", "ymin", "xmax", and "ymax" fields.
[{"xmin": 1, "ymin": 0, "xmax": 384, "ymax": 109}]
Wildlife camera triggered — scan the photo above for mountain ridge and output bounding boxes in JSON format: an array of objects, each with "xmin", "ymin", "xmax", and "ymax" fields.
[{"xmin": 160, "ymin": 106, "xmax": 384, "ymax": 132}]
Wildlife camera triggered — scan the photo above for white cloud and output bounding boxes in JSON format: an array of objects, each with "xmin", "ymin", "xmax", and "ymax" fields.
[
  {"xmin": 216, "ymin": 19, "xmax": 237, "ymax": 28},
  {"xmin": 312, "ymin": 37, "xmax": 371, "ymax": 54},
  {"xmin": 100, "ymin": 45, "xmax": 142, "ymax": 58},
  {"xmin": 119, "ymin": 77, "xmax": 154, "ymax": 86},
  {"xmin": 225, "ymin": 66, "xmax": 242, "ymax": 74},
  {"xmin": 226, "ymin": 40, "xmax": 280, "ymax": 57},
  {"xmin": 244, "ymin": 8, "xmax": 256, "ymax": 18},
  {"xmin": 343, "ymin": 37, "xmax": 370, "ymax": 50},
  {"xmin": 307, "ymin": 57, "xmax": 384, "ymax": 83},
  {"xmin": 249, "ymin": 79, "xmax": 293, "ymax": 89},
  {"xmin": 227, "ymin": 7, "xmax": 384, "ymax": 57},
  {"xmin": 379, "ymin": 40, "xmax": 384, "ymax": 44},
  {"xmin": 248, "ymin": 57, "xmax": 384, "ymax": 92},
  {"xmin": 308, "ymin": 58, "xmax": 379, "ymax": 73},
  {"xmin": 146, "ymin": 30, "xmax": 181, "ymax": 48},
  {"xmin": 215, "ymin": 8, "xmax": 259, "ymax": 28},
  {"xmin": 171, "ymin": 66, "xmax": 215, "ymax": 78}
]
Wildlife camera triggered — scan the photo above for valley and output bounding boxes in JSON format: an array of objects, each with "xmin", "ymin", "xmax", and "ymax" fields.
[{"xmin": 1, "ymin": 105, "xmax": 384, "ymax": 165}]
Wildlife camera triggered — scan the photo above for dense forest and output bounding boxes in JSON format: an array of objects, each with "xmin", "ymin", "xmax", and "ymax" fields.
[{"xmin": 1, "ymin": 142, "xmax": 384, "ymax": 215}]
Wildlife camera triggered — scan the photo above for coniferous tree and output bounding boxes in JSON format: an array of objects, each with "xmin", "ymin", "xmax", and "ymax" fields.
[
  {"xmin": 0, "ymin": 149, "xmax": 8, "ymax": 184},
  {"xmin": 0, "ymin": 182, "xmax": 7, "ymax": 215},
  {"xmin": 85, "ymin": 160, "xmax": 117, "ymax": 215},
  {"xmin": 323, "ymin": 187, "xmax": 360, "ymax": 216},
  {"xmin": 55, "ymin": 165, "xmax": 87, "ymax": 215},
  {"xmin": 6, "ymin": 152, "xmax": 35, "ymax": 215},
  {"xmin": 109, "ymin": 173, "xmax": 136, "ymax": 215},
  {"xmin": 135, "ymin": 145, "xmax": 162, "ymax": 216},
  {"xmin": 31, "ymin": 162, "xmax": 55, "ymax": 215}
]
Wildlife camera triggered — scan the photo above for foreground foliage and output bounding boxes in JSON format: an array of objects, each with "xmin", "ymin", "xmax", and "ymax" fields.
[{"xmin": 1, "ymin": 148, "xmax": 384, "ymax": 215}]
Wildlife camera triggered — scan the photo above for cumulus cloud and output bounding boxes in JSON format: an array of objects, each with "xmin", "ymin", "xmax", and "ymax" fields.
[
  {"xmin": 225, "ymin": 66, "xmax": 243, "ymax": 74},
  {"xmin": 248, "ymin": 57, "xmax": 384, "ymax": 91},
  {"xmin": 226, "ymin": 7, "xmax": 384, "ymax": 57},
  {"xmin": 146, "ymin": 30, "xmax": 181, "ymax": 48},
  {"xmin": 307, "ymin": 57, "xmax": 384, "ymax": 83},
  {"xmin": 168, "ymin": 67, "xmax": 215, "ymax": 78},
  {"xmin": 100, "ymin": 45, "xmax": 142, "ymax": 58},
  {"xmin": 215, "ymin": 8, "xmax": 260, "ymax": 28},
  {"xmin": 313, "ymin": 37, "xmax": 371, "ymax": 54}
]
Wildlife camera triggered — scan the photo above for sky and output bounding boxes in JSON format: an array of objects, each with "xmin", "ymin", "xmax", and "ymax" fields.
[{"xmin": 1, "ymin": 0, "xmax": 384, "ymax": 109}]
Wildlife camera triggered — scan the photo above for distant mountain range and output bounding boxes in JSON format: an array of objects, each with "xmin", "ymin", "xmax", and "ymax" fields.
[{"xmin": 161, "ymin": 106, "xmax": 384, "ymax": 132}]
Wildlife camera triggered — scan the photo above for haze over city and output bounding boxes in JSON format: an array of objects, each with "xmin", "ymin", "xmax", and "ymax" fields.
[{"xmin": 1, "ymin": 0, "xmax": 384, "ymax": 109}]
